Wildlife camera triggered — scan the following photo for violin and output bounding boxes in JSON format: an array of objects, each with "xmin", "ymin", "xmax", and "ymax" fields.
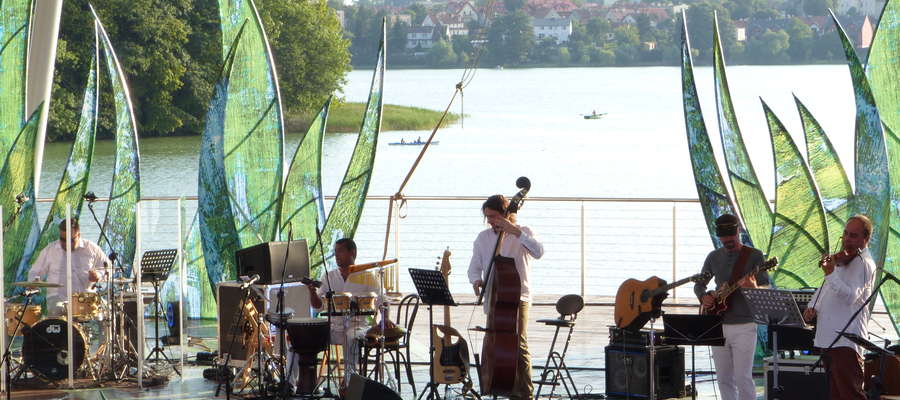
[{"xmin": 820, "ymin": 248, "xmax": 862, "ymax": 269}]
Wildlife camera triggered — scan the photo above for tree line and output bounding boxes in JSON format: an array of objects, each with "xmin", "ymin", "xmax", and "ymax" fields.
[{"xmin": 338, "ymin": 0, "xmax": 859, "ymax": 68}]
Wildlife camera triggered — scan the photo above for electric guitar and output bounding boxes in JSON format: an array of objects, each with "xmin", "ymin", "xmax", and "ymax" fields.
[
  {"xmin": 700, "ymin": 256, "xmax": 778, "ymax": 315},
  {"xmin": 614, "ymin": 271, "xmax": 712, "ymax": 331},
  {"xmin": 432, "ymin": 248, "xmax": 470, "ymax": 384}
]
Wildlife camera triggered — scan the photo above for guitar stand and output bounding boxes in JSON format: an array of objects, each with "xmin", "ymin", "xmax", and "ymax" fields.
[{"xmin": 409, "ymin": 268, "xmax": 479, "ymax": 400}]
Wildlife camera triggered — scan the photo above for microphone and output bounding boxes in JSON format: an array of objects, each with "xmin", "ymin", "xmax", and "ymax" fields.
[
  {"xmin": 240, "ymin": 274, "xmax": 260, "ymax": 289},
  {"xmin": 15, "ymin": 193, "xmax": 28, "ymax": 205},
  {"xmin": 83, "ymin": 192, "xmax": 98, "ymax": 202}
]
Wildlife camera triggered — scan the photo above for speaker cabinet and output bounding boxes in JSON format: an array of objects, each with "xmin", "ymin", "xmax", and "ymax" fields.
[
  {"xmin": 605, "ymin": 345, "xmax": 685, "ymax": 399},
  {"xmin": 217, "ymin": 282, "xmax": 312, "ymax": 365},
  {"xmin": 764, "ymin": 356, "xmax": 828, "ymax": 400},
  {"xmin": 235, "ymin": 240, "xmax": 309, "ymax": 285}
]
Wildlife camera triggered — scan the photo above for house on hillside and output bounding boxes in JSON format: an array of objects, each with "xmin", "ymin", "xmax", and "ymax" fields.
[
  {"xmin": 422, "ymin": 14, "xmax": 468, "ymax": 38},
  {"xmin": 407, "ymin": 26, "xmax": 440, "ymax": 55},
  {"xmin": 533, "ymin": 17, "xmax": 573, "ymax": 43},
  {"xmin": 447, "ymin": 0, "xmax": 479, "ymax": 22}
]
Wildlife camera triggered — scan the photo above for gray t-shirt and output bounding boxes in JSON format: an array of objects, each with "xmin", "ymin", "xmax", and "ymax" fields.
[{"xmin": 693, "ymin": 246, "xmax": 770, "ymax": 324}]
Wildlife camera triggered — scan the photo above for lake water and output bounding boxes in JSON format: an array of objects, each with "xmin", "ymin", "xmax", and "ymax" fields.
[
  {"xmin": 38, "ymin": 65, "xmax": 858, "ymax": 200},
  {"xmin": 33, "ymin": 65, "xmax": 866, "ymax": 302}
]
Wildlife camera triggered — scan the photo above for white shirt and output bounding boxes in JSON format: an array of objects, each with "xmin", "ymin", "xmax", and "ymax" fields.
[
  {"xmin": 808, "ymin": 247, "xmax": 876, "ymax": 354},
  {"xmin": 28, "ymin": 238, "xmax": 109, "ymax": 300},
  {"xmin": 315, "ymin": 268, "xmax": 382, "ymax": 345},
  {"xmin": 467, "ymin": 226, "xmax": 544, "ymax": 312}
]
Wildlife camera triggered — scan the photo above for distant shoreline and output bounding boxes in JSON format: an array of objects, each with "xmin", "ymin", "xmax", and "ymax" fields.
[{"xmin": 286, "ymin": 102, "xmax": 462, "ymax": 134}]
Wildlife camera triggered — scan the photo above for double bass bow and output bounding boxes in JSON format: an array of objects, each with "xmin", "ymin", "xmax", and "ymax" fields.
[{"xmin": 476, "ymin": 176, "xmax": 531, "ymax": 397}]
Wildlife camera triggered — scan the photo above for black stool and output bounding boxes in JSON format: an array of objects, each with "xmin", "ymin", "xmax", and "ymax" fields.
[{"xmin": 534, "ymin": 294, "xmax": 584, "ymax": 398}]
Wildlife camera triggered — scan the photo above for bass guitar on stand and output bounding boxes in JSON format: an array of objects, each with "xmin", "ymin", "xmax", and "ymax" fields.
[{"xmin": 432, "ymin": 248, "xmax": 471, "ymax": 384}]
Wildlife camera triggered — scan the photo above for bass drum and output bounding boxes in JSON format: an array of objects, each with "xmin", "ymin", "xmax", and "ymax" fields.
[{"xmin": 22, "ymin": 318, "xmax": 88, "ymax": 380}]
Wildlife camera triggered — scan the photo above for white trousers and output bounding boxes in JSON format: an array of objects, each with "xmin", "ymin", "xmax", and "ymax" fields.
[{"xmin": 711, "ymin": 322, "xmax": 758, "ymax": 400}]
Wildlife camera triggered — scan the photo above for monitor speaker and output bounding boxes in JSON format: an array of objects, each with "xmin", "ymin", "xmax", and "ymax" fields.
[
  {"xmin": 605, "ymin": 345, "xmax": 685, "ymax": 399},
  {"xmin": 345, "ymin": 373, "xmax": 402, "ymax": 400},
  {"xmin": 235, "ymin": 240, "xmax": 309, "ymax": 285}
]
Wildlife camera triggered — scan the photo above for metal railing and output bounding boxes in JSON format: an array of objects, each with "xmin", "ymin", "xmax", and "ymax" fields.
[{"xmin": 27, "ymin": 195, "xmax": 715, "ymax": 312}]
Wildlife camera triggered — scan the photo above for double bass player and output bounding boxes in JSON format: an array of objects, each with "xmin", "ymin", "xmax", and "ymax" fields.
[{"xmin": 468, "ymin": 193, "xmax": 544, "ymax": 400}]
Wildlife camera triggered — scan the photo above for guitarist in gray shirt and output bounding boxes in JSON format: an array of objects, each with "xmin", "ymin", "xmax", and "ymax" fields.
[{"xmin": 692, "ymin": 214, "xmax": 770, "ymax": 400}]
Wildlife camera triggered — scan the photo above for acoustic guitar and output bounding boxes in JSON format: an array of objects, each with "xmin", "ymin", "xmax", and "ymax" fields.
[
  {"xmin": 614, "ymin": 271, "xmax": 711, "ymax": 331},
  {"xmin": 432, "ymin": 248, "xmax": 470, "ymax": 384},
  {"xmin": 700, "ymin": 257, "xmax": 778, "ymax": 315}
]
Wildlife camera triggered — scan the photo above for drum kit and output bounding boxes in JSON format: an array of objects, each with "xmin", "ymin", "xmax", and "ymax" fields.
[{"xmin": 3, "ymin": 272, "xmax": 153, "ymax": 387}]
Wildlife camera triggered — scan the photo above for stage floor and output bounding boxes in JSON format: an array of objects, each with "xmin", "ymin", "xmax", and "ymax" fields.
[{"xmin": 3, "ymin": 294, "xmax": 893, "ymax": 399}]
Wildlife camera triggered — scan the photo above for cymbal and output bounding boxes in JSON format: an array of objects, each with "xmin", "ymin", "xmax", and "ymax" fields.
[{"xmin": 12, "ymin": 281, "xmax": 61, "ymax": 288}]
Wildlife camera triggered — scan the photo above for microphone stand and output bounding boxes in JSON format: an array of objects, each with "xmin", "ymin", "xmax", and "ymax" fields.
[
  {"xmin": 314, "ymin": 225, "xmax": 338, "ymax": 398},
  {"xmin": 3, "ymin": 290, "xmax": 37, "ymax": 400},
  {"xmin": 809, "ymin": 268, "xmax": 900, "ymax": 373},
  {"xmin": 273, "ymin": 225, "xmax": 294, "ymax": 398}
]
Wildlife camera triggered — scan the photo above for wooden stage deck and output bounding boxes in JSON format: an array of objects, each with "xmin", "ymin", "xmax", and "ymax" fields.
[{"xmin": 3, "ymin": 294, "xmax": 895, "ymax": 399}]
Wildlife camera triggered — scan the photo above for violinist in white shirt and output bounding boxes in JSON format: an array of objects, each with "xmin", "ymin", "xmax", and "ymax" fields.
[{"xmin": 803, "ymin": 215, "xmax": 876, "ymax": 400}]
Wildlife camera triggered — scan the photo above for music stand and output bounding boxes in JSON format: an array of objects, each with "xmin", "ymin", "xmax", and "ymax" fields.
[
  {"xmin": 408, "ymin": 268, "xmax": 458, "ymax": 400},
  {"xmin": 140, "ymin": 249, "xmax": 179, "ymax": 374},
  {"xmin": 661, "ymin": 314, "xmax": 723, "ymax": 400},
  {"xmin": 741, "ymin": 288, "xmax": 806, "ymax": 397}
]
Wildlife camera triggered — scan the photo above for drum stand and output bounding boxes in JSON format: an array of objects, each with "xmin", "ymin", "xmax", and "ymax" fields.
[
  {"xmin": 3, "ymin": 289, "xmax": 37, "ymax": 400},
  {"xmin": 94, "ymin": 281, "xmax": 140, "ymax": 382}
]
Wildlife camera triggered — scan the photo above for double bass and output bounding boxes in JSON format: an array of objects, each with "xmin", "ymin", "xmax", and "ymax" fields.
[{"xmin": 477, "ymin": 176, "xmax": 531, "ymax": 397}]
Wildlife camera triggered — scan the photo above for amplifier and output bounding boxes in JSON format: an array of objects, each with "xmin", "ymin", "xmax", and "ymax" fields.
[
  {"xmin": 764, "ymin": 355, "xmax": 828, "ymax": 400},
  {"xmin": 217, "ymin": 282, "xmax": 312, "ymax": 365},
  {"xmin": 609, "ymin": 326, "xmax": 663, "ymax": 347},
  {"xmin": 235, "ymin": 240, "xmax": 310, "ymax": 285},
  {"xmin": 605, "ymin": 345, "xmax": 685, "ymax": 399}
]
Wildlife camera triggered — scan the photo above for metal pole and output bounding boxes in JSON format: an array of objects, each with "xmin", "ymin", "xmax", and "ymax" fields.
[
  {"xmin": 136, "ymin": 203, "xmax": 143, "ymax": 388},
  {"xmin": 580, "ymin": 201, "xmax": 585, "ymax": 297},
  {"xmin": 177, "ymin": 198, "xmax": 185, "ymax": 376},
  {"xmin": 392, "ymin": 199, "xmax": 400, "ymax": 292},
  {"xmin": 672, "ymin": 204, "xmax": 677, "ymax": 300},
  {"xmin": 66, "ymin": 206, "xmax": 74, "ymax": 388}
]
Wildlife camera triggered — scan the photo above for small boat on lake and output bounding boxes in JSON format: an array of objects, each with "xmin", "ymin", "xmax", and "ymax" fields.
[
  {"xmin": 388, "ymin": 138, "xmax": 439, "ymax": 146},
  {"xmin": 583, "ymin": 112, "xmax": 607, "ymax": 120}
]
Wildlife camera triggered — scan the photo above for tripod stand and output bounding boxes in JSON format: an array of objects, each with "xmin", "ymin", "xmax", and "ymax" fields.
[
  {"xmin": 140, "ymin": 249, "xmax": 179, "ymax": 376},
  {"xmin": 2, "ymin": 289, "xmax": 38, "ymax": 400}
]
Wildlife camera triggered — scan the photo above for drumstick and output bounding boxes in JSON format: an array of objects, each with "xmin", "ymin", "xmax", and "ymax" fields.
[{"xmin": 348, "ymin": 258, "xmax": 398, "ymax": 274}]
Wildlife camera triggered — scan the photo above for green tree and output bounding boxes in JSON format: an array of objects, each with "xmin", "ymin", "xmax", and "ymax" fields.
[
  {"xmin": 684, "ymin": 3, "xmax": 740, "ymax": 61},
  {"xmin": 427, "ymin": 39, "xmax": 456, "ymax": 66},
  {"xmin": 256, "ymin": 0, "xmax": 351, "ymax": 114},
  {"xmin": 803, "ymin": 0, "xmax": 836, "ymax": 16},
  {"xmin": 49, "ymin": 0, "xmax": 350, "ymax": 141},
  {"xmin": 503, "ymin": 0, "xmax": 525, "ymax": 12},
  {"xmin": 53, "ymin": 0, "xmax": 195, "ymax": 140},
  {"xmin": 786, "ymin": 17, "xmax": 814, "ymax": 61},
  {"xmin": 486, "ymin": 11, "xmax": 534, "ymax": 65},
  {"xmin": 746, "ymin": 29, "xmax": 790, "ymax": 63},
  {"xmin": 408, "ymin": 4, "xmax": 428, "ymax": 25},
  {"xmin": 588, "ymin": 46, "xmax": 615, "ymax": 66}
]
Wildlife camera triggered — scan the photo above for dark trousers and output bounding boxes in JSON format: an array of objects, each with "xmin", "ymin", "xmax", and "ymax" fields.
[{"xmin": 824, "ymin": 346, "xmax": 865, "ymax": 400}]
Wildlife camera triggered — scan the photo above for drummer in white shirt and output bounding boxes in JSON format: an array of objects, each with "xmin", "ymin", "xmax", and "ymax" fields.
[{"xmin": 27, "ymin": 218, "xmax": 109, "ymax": 316}]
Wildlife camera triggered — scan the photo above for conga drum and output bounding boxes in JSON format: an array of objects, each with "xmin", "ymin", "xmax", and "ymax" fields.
[{"xmin": 287, "ymin": 317, "xmax": 330, "ymax": 395}]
